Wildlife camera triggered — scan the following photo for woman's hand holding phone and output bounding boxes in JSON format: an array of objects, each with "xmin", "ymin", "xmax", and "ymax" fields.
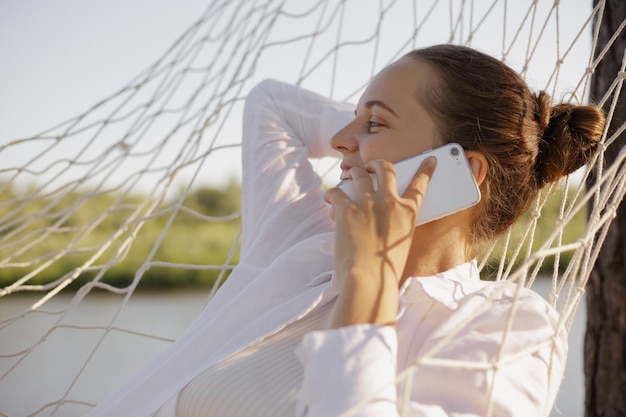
[
  {"xmin": 337, "ymin": 143, "xmax": 481, "ymax": 225},
  {"xmin": 324, "ymin": 156, "xmax": 437, "ymax": 329}
]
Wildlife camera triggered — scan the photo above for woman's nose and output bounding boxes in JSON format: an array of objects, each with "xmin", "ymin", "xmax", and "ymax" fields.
[{"xmin": 330, "ymin": 122, "xmax": 359, "ymax": 153}]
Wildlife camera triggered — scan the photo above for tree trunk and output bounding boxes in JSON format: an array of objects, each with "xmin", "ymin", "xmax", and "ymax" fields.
[{"xmin": 586, "ymin": 1, "xmax": 626, "ymax": 416}]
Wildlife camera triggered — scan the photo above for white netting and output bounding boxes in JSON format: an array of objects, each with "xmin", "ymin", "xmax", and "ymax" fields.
[{"xmin": 1, "ymin": 1, "xmax": 625, "ymax": 416}]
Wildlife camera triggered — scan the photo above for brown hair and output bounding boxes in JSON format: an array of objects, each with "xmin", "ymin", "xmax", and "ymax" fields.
[{"xmin": 405, "ymin": 44, "xmax": 605, "ymax": 242}]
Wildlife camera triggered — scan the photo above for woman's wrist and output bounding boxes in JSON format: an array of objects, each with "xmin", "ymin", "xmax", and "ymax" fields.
[{"xmin": 330, "ymin": 268, "xmax": 399, "ymax": 328}]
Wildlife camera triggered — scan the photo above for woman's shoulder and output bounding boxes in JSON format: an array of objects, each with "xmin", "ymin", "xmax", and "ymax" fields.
[
  {"xmin": 401, "ymin": 262, "xmax": 560, "ymax": 324},
  {"xmin": 398, "ymin": 265, "xmax": 566, "ymax": 362}
]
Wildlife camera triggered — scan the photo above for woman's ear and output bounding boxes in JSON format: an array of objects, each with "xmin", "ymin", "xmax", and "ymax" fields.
[{"xmin": 465, "ymin": 151, "xmax": 488, "ymax": 186}]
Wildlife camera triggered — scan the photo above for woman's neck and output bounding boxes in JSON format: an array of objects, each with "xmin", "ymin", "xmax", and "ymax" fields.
[{"xmin": 401, "ymin": 216, "xmax": 474, "ymax": 283}]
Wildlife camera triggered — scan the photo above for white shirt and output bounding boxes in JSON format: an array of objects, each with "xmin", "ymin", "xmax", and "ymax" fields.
[
  {"xmin": 86, "ymin": 79, "xmax": 566, "ymax": 417},
  {"xmin": 176, "ymin": 303, "xmax": 334, "ymax": 417}
]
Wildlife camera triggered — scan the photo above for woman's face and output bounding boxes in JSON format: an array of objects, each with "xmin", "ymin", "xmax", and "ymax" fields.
[{"xmin": 331, "ymin": 57, "xmax": 441, "ymax": 180}]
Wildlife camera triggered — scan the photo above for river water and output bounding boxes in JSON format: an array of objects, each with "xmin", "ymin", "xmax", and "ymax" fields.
[{"xmin": 0, "ymin": 279, "xmax": 585, "ymax": 417}]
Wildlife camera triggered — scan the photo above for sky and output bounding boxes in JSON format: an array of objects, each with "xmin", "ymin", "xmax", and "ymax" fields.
[{"xmin": 0, "ymin": 0, "xmax": 210, "ymax": 139}]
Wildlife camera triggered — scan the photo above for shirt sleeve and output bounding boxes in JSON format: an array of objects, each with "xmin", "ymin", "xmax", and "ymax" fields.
[
  {"xmin": 296, "ymin": 325, "xmax": 400, "ymax": 417},
  {"xmin": 240, "ymin": 79, "xmax": 354, "ymax": 265},
  {"xmin": 295, "ymin": 287, "xmax": 567, "ymax": 417}
]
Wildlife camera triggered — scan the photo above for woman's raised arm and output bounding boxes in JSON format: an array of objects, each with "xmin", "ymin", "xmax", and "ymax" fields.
[{"xmin": 240, "ymin": 79, "xmax": 354, "ymax": 263}]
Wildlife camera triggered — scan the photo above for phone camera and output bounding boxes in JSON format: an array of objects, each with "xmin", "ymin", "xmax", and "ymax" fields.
[{"xmin": 450, "ymin": 147, "xmax": 459, "ymax": 156}]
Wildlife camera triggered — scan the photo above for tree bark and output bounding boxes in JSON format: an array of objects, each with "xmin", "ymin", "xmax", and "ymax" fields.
[{"xmin": 586, "ymin": 1, "xmax": 626, "ymax": 416}]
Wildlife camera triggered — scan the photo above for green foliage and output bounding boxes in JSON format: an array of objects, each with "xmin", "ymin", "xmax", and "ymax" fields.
[
  {"xmin": 186, "ymin": 181, "xmax": 241, "ymax": 217},
  {"xmin": 0, "ymin": 182, "xmax": 241, "ymax": 291},
  {"xmin": 482, "ymin": 185, "xmax": 588, "ymax": 279},
  {"xmin": 1, "ymin": 180, "xmax": 590, "ymax": 290}
]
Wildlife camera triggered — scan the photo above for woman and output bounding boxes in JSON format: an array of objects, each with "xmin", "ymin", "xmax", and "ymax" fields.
[{"xmin": 86, "ymin": 44, "xmax": 605, "ymax": 417}]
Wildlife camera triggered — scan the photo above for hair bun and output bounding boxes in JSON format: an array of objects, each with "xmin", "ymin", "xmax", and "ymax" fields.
[
  {"xmin": 534, "ymin": 91, "xmax": 552, "ymax": 131},
  {"xmin": 533, "ymin": 93, "xmax": 605, "ymax": 187}
]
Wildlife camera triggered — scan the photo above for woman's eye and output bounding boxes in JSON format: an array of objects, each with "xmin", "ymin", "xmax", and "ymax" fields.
[{"xmin": 367, "ymin": 121, "xmax": 384, "ymax": 131}]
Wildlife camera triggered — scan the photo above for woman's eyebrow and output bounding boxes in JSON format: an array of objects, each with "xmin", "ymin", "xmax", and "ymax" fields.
[{"xmin": 365, "ymin": 100, "xmax": 398, "ymax": 117}]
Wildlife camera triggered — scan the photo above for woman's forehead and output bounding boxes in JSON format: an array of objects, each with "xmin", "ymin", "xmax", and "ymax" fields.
[{"xmin": 357, "ymin": 58, "xmax": 433, "ymax": 114}]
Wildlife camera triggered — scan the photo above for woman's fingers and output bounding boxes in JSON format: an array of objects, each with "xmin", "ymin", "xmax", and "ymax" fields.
[
  {"xmin": 349, "ymin": 166, "xmax": 376, "ymax": 197},
  {"xmin": 364, "ymin": 160, "xmax": 397, "ymax": 196},
  {"xmin": 365, "ymin": 157, "xmax": 436, "ymax": 205},
  {"xmin": 402, "ymin": 156, "xmax": 437, "ymax": 206},
  {"xmin": 327, "ymin": 156, "xmax": 436, "ymax": 214}
]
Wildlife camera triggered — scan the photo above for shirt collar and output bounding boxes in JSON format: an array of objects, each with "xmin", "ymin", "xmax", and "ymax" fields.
[{"xmin": 399, "ymin": 259, "xmax": 484, "ymax": 309}]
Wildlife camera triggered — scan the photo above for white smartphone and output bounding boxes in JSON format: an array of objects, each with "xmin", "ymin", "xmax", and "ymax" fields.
[{"xmin": 337, "ymin": 142, "xmax": 481, "ymax": 225}]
